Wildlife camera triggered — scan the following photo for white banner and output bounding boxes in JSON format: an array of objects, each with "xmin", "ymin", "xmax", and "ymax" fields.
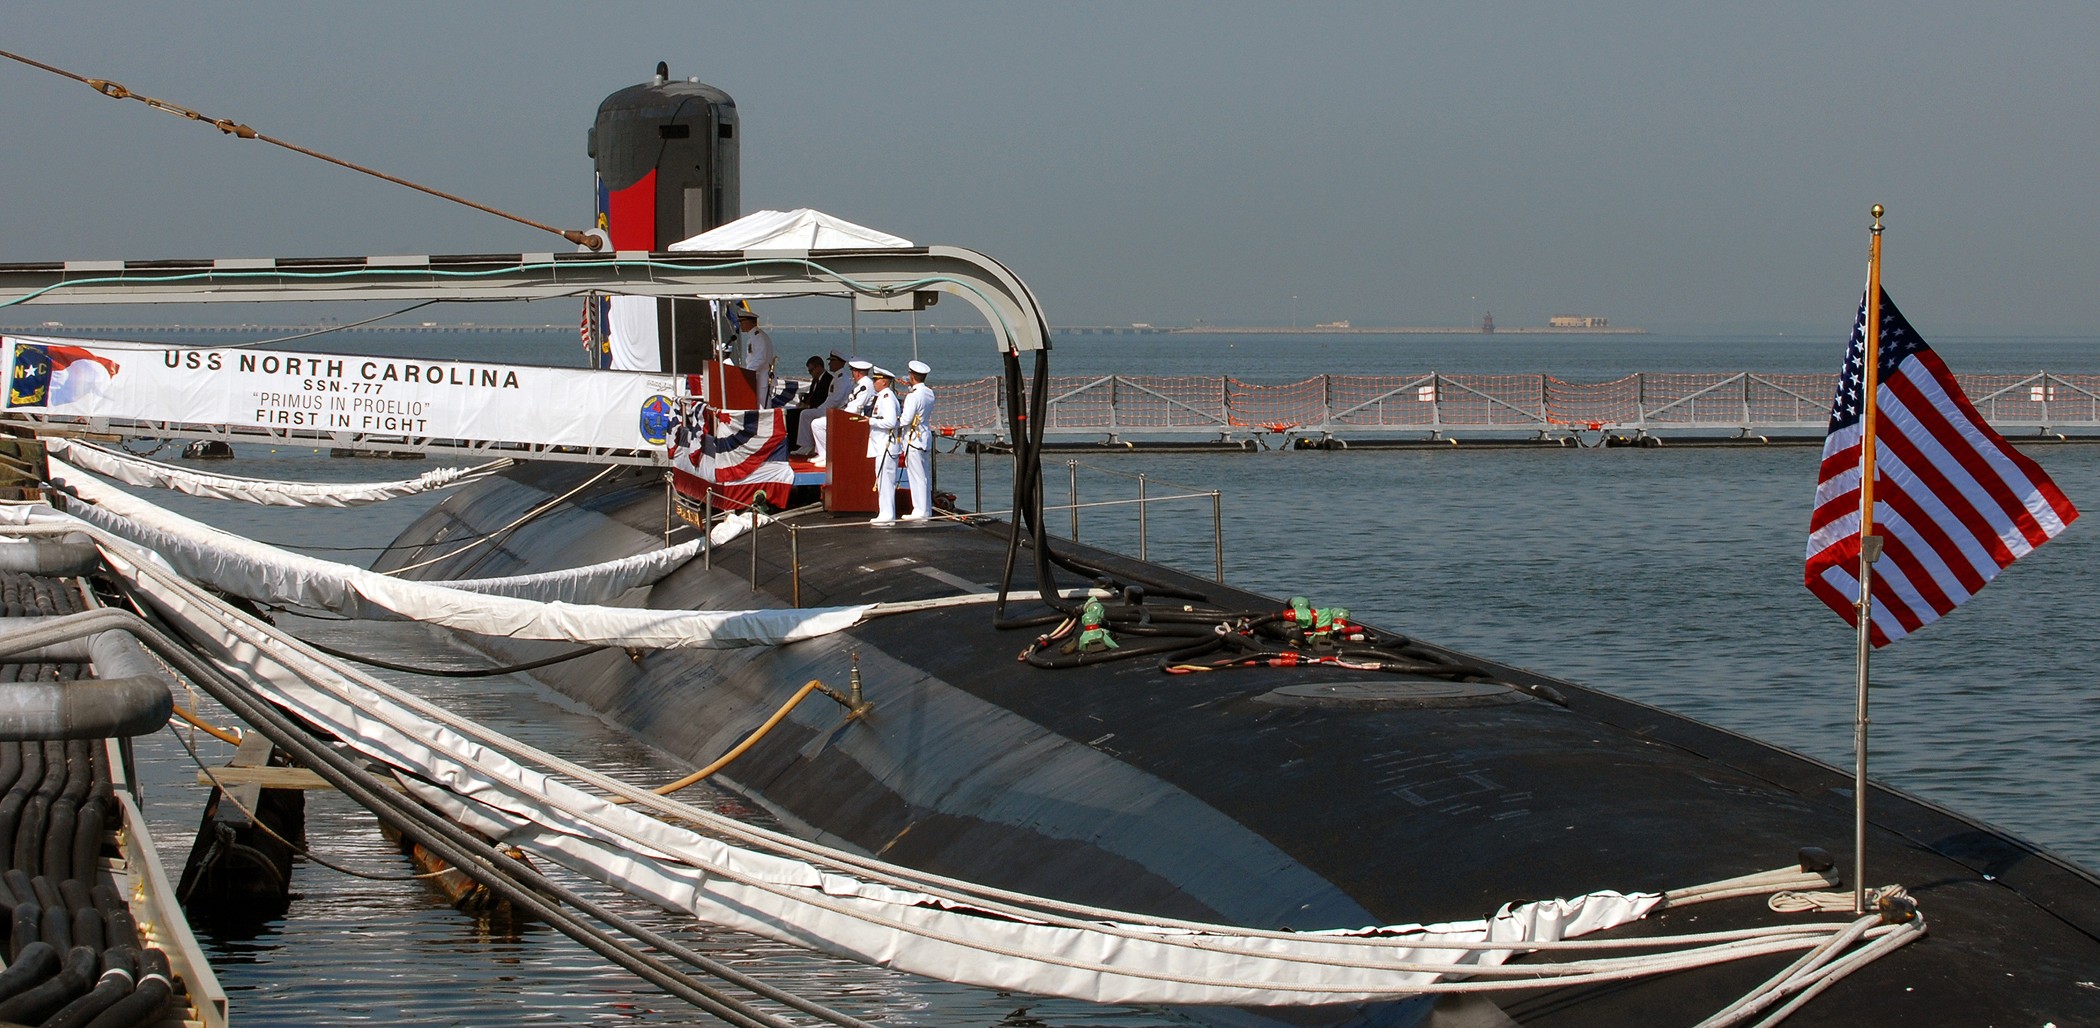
[{"xmin": 2, "ymin": 335, "xmax": 678, "ymax": 452}]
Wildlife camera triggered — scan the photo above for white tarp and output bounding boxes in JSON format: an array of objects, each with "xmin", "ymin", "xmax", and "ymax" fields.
[
  {"xmin": 668, "ymin": 208, "xmax": 915, "ymax": 252},
  {"xmin": 2, "ymin": 336, "xmax": 676, "ymax": 452},
  {"xmin": 606, "ymin": 295, "xmax": 663, "ymax": 373},
  {"xmin": 49, "ymin": 461, "xmax": 864, "ymax": 647},
  {"xmin": 45, "ymin": 438, "xmax": 482, "ymax": 506},
  {"xmin": 78, "ymin": 537, "xmax": 1665, "ymax": 1008}
]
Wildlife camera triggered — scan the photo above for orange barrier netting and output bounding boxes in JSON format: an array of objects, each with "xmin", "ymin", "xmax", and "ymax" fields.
[
  {"xmin": 1327, "ymin": 375, "xmax": 1442, "ymax": 428},
  {"xmin": 931, "ymin": 377, "xmax": 1004, "ymax": 433},
  {"xmin": 1542, "ymin": 375, "xmax": 1641, "ymax": 428},
  {"xmin": 1429, "ymin": 375, "xmax": 1549, "ymax": 426},
  {"xmin": 1745, "ymin": 374, "xmax": 1837, "ymax": 427},
  {"xmin": 1225, "ymin": 378, "xmax": 1324, "ymax": 429}
]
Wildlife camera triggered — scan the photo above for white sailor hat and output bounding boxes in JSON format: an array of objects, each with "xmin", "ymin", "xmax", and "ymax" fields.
[
  {"xmin": 907, "ymin": 359, "xmax": 931, "ymax": 376},
  {"xmin": 870, "ymin": 367, "xmax": 895, "ymax": 379},
  {"xmin": 828, "ymin": 350, "xmax": 848, "ymax": 362},
  {"xmin": 847, "ymin": 359, "xmax": 873, "ymax": 371}
]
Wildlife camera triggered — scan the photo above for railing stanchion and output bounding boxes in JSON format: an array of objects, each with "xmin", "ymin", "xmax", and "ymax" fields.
[
  {"xmin": 750, "ymin": 507, "xmax": 760, "ymax": 592},
  {"xmin": 974, "ymin": 444, "xmax": 983, "ymax": 513},
  {"xmin": 1138, "ymin": 473, "xmax": 1148, "ymax": 561},
  {"xmin": 703, "ymin": 490, "xmax": 713, "ymax": 569},
  {"xmin": 1212, "ymin": 489, "xmax": 1224, "ymax": 583},
  {"xmin": 790, "ymin": 524, "xmax": 801, "ymax": 608},
  {"xmin": 1069, "ymin": 460, "xmax": 1080, "ymax": 541}
]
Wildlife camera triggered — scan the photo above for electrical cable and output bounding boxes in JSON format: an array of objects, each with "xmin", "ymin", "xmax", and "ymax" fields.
[
  {"xmin": 293, "ymin": 635, "xmax": 608, "ymax": 679},
  {"xmin": 0, "ymin": 49, "xmax": 600, "ymax": 249}
]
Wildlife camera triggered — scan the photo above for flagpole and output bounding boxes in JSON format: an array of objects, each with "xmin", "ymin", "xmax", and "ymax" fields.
[{"xmin": 1853, "ymin": 203, "xmax": 1886, "ymax": 915}]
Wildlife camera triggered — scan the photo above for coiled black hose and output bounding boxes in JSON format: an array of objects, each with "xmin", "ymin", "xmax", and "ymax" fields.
[
  {"xmin": 0, "ymin": 939, "xmax": 59, "ymax": 1002},
  {"xmin": 43, "ymin": 946, "xmax": 137, "ymax": 1028},
  {"xmin": 80, "ymin": 947, "xmax": 170, "ymax": 1028},
  {"xmin": 0, "ymin": 943, "xmax": 98, "ymax": 1023}
]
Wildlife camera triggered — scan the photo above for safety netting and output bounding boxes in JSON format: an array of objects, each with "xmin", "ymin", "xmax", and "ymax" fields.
[
  {"xmin": 1745, "ymin": 374, "xmax": 1839, "ymax": 427},
  {"xmin": 1043, "ymin": 375, "xmax": 1231, "ymax": 432},
  {"xmin": 1958, "ymin": 372, "xmax": 2100, "ymax": 426},
  {"xmin": 933, "ymin": 371, "xmax": 2095, "ymax": 438},
  {"xmin": 1328, "ymin": 375, "xmax": 1442, "ymax": 428},
  {"xmin": 931, "ymin": 376, "xmax": 1004, "ymax": 434},
  {"xmin": 1226, "ymin": 378, "xmax": 1325, "ymax": 431},
  {"xmin": 1542, "ymin": 376, "xmax": 1642, "ymax": 429},
  {"xmin": 1424, "ymin": 375, "xmax": 1549, "ymax": 427}
]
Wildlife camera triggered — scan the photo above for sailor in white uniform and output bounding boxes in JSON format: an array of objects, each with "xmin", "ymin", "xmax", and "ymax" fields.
[
  {"xmin": 864, "ymin": 368, "xmax": 904, "ymax": 526},
  {"xmin": 899, "ymin": 359, "xmax": 937, "ymax": 521},
  {"xmin": 810, "ymin": 358, "xmax": 874, "ymax": 468},
  {"xmin": 734, "ymin": 307, "xmax": 775, "ymax": 400}
]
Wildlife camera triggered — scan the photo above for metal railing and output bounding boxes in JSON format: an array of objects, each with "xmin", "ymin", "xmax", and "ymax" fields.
[
  {"xmin": 704, "ymin": 456, "xmax": 1230, "ymax": 608},
  {"xmin": 925, "ymin": 371, "xmax": 2100, "ymax": 443}
]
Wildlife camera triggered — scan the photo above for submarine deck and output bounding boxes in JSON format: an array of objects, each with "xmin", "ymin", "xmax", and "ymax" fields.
[{"xmin": 379, "ymin": 463, "xmax": 2100, "ymax": 1026}]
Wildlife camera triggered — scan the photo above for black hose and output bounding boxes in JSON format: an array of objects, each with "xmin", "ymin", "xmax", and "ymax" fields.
[
  {"xmin": 0, "ymin": 939, "xmax": 57, "ymax": 1001},
  {"xmin": 42, "ymin": 946, "xmax": 136, "ymax": 1028},
  {"xmin": 1025, "ymin": 634, "xmax": 1224, "ymax": 669},
  {"xmin": 69, "ymin": 801, "xmax": 103, "ymax": 891},
  {"xmin": 80, "ymin": 948, "xmax": 168, "ymax": 1028},
  {"xmin": 0, "ymin": 943, "xmax": 96, "ymax": 1024},
  {"xmin": 296, "ymin": 635, "xmax": 608, "ymax": 678},
  {"xmin": 3, "ymin": 904, "xmax": 30, "ymax": 964},
  {"xmin": 39, "ymin": 901, "xmax": 71, "ymax": 952}
]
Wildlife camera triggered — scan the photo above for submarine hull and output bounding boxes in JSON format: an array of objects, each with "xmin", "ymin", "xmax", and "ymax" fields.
[{"xmin": 378, "ymin": 462, "xmax": 2100, "ymax": 1026}]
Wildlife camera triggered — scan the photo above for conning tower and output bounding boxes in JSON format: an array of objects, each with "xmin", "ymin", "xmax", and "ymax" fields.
[{"xmin": 588, "ymin": 61, "xmax": 741, "ymax": 372}]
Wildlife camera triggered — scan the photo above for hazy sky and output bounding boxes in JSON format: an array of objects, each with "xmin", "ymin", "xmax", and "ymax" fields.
[{"xmin": 4, "ymin": 2, "xmax": 2096, "ymax": 335}]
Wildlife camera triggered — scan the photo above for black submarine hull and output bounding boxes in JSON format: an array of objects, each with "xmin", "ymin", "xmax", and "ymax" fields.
[{"xmin": 377, "ymin": 462, "xmax": 2100, "ymax": 1026}]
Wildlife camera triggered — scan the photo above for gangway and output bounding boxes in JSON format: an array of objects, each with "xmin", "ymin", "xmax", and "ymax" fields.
[{"xmin": 0, "ymin": 246, "xmax": 1049, "ymax": 460}]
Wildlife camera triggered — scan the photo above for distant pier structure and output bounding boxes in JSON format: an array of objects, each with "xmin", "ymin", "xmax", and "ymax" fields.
[{"xmin": 5, "ymin": 320, "xmax": 1645, "ymax": 337}]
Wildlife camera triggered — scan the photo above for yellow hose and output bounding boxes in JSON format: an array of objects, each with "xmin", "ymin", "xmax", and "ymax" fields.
[
  {"xmin": 641, "ymin": 679, "xmax": 827, "ymax": 799},
  {"xmin": 171, "ymin": 702, "xmax": 243, "ymax": 745}
]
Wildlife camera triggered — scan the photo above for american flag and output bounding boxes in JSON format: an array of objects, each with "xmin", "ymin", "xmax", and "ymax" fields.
[{"xmin": 1805, "ymin": 290, "xmax": 2078, "ymax": 646}]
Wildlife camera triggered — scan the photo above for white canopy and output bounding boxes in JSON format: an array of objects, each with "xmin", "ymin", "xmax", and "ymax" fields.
[{"xmin": 668, "ymin": 208, "xmax": 914, "ymax": 252}]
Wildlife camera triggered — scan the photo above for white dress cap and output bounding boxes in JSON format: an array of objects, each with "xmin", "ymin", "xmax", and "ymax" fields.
[{"xmin": 907, "ymin": 359, "xmax": 931, "ymax": 375}]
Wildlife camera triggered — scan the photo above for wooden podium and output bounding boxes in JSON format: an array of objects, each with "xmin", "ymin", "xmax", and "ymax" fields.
[
  {"xmin": 690, "ymin": 360, "xmax": 759, "ymax": 409},
  {"xmin": 822, "ymin": 414, "xmax": 910, "ymax": 514}
]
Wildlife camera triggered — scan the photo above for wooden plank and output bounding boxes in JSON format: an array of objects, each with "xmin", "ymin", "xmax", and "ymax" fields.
[{"xmin": 195, "ymin": 766, "xmax": 333, "ymax": 791}]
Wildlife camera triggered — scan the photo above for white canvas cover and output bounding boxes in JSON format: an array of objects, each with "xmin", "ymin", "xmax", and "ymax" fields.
[
  {"xmin": 4, "ymin": 505, "xmax": 1872, "ymax": 1009},
  {"xmin": 48, "ymin": 460, "xmax": 865, "ymax": 647},
  {"xmin": 668, "ymin": 208, "xmax": 915, "ymax": 252},
  {"xmin": 68, "ymin": 537, "xmax": 1665, "ymax": 1008},
  {"xmin": 46, "ymin": 439, "xmax": 485, "ymax": 506}
]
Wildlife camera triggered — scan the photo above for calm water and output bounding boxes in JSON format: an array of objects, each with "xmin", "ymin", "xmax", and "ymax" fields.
[{"xmin": 122, "ymin": 328, "xmax": 2098, "ymax": 1025}]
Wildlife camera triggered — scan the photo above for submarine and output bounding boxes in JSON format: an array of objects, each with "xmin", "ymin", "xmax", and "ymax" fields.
[
  {"xmin": 0, "ymin": 62, "xmax": 2092, "ymax": 1025},
  {"xmin": 355, "ymin": 68, "xmax": 2100, "ymax": 1026}
]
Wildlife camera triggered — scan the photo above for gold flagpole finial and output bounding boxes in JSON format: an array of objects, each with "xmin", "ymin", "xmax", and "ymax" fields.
[{"xmin": 1871, "ymin": 204, "xmax": 1884, "ymax": 232}]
